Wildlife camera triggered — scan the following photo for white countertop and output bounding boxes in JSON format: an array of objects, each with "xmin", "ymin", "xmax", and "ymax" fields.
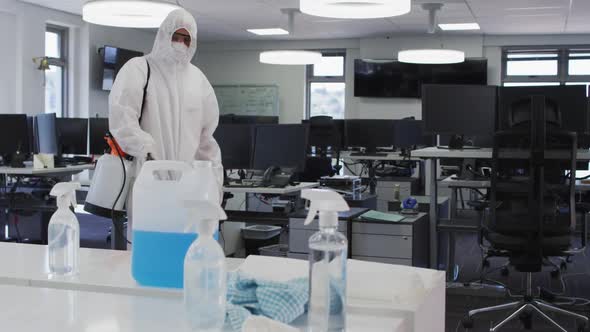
[
  {"xmin": 413, "ymin": 146, "xmax": 590, "ymax": 160},
  {"xmin": 223, "ymin": 182, "xmax": 318, "ymax": 195},
  {"xmin": 0, "ymin": 284, "xmax": 407, "ymax": 332},
  {"xmin": 0, "ymin": 164, "xmax": 94, "ymax": 176},
  {"xmin": 0, "ymin": 243, "xmax": 444, "ymax": 332},
  {"xmin": 0, "ymin": 242, "xmax": 242, "ymax": 298}
]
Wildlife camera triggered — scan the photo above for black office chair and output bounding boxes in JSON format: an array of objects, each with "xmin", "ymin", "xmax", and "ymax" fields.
[
  {"xmin": 463, "ymin": 96, "xmax": 589, "ymax": 331},
  {"xmin": 301, "ymin": 116, "xmax": 340, "ymax": 181}
]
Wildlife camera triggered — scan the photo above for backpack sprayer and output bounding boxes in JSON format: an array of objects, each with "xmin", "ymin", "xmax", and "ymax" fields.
[{"xmin": 83, "ymin": 133, "xmax": 132, "ymax": 225}]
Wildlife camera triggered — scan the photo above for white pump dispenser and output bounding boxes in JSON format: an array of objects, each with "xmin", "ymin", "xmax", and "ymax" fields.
[
  {"xmin": 302, "ymin": 189, "xmax": 350, "ymax": 332},
  {"xmin": 48, "ymin": 182, "xmax": 81, "ymax": 277},
  {"xmin": 183, "ymin": 199, "xmax": 227, "ymax": 332}
]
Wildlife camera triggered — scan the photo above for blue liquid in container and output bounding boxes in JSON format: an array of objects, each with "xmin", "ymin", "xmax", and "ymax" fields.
[
  {"xmin": 131, "ymin": 231, "xmax": 191, "ymax": 288},
  {"xmin": 132, "ymin": 230, "xmax": 220, "ymax": 288}
]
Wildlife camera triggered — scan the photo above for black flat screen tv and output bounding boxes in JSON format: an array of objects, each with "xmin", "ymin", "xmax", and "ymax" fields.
[
  {"xmin": 101, "ymin": 46, "xmax": 143, "ymax": 91},
  {"xmin": 354, "ymin": 58, "xmax": 488, "ymax": 98}
]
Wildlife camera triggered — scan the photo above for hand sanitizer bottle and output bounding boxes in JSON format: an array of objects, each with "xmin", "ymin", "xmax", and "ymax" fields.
[
  {"xmin": 302, "ymin": 189, "xmax": 350, "ymax": 332},
  {"xmin": 183, "ymin": 199, "xmax": 228, "ymax": 332},
  {"xmin": 48, "ymin": 182, "xmax": 81, "ymax": 277}
]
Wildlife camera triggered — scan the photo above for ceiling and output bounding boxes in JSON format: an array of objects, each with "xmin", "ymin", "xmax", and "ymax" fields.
[{"xmin": 18, "ymin": 0, "xmax": 590, "ymax": 41}]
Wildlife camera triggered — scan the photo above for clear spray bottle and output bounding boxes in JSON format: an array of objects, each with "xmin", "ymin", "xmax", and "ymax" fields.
[
  {"xmin": 302, "ymin": 189, "xmax": 350, "ymax": 332},
  {"xmin": 183, "ymin": 198, "xmax": 228, "ymax": 332},
  {"xmin": 47, "ymin": 182, "xmax": 81, "ymax": 277}
]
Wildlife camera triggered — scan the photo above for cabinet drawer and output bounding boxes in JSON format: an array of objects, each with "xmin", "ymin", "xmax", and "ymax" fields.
[
  {"xmin": 289, "ymin": 229, "xmax": 314, "ymax": 254},
  {"xmin": 352, "ymin": 223, "xmax": 412, "ymax": 236},
  {"xmin": 352, "ymin": 256, "xmax": 412, "ymax": 266},
  {"xmin": 352, "ymin": 234, "xmax": 412, "ymax": 259},
  {"xmin": 289, "ymin": 218, "xmax": 347, "ymax": 232}
]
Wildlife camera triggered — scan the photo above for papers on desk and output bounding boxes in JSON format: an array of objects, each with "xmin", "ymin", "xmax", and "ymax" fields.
[{"xmin": 359, "ymin": 210, "xmax": 405, "ymax": 223}]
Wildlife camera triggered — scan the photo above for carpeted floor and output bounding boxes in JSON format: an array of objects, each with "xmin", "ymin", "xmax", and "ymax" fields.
[{"xmin": 447, "ymin": 232, "xmax": 590, "ymax": 332}]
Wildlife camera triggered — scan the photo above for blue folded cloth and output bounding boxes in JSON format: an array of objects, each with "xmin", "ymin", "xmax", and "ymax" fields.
[{"xmin": 225, "ymin": 272, "xmax": 309, "ymax": 331}]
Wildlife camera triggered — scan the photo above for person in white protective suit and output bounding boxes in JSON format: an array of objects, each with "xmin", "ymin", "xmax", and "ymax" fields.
[{"xmin": 108, "ymin": 9, "xmax": 223, "ymax": 243}]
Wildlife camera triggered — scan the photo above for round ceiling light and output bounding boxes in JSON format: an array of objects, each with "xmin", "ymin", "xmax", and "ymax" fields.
[
  {"xmin": 397, "ymin": 49, "xmax": 465, "ymax": 64},
  {"xmin": 83, "ymin": 0, "xmax": 181, "ymax": 28},
  {"xmin": 300, "ymin": 0, "xmax": 411, "ymax": 19},
  {"xmin": 259, "ymin": 50, "xmax": 323, "ymax": 65}
]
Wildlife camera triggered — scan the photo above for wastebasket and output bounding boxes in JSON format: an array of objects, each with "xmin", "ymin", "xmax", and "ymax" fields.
[{"xmin": 241, "ymin": 225, "xmax": 282, "ymax": 256}]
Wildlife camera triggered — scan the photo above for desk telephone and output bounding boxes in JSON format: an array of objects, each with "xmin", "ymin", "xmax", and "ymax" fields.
[{"xmin": 262, "ymin": 166, "xmax": 295, "ymax": 188}]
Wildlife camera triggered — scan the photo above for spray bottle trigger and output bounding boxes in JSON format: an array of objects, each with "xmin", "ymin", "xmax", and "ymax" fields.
[{"xmin": 304, "ymin": 203, "xmax": 318, "ymax": 225}]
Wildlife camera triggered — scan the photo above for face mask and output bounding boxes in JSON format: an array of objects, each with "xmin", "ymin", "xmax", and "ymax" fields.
[{"xmin": 171, "ymin": 41, "xmax": 189, "ymax": 60}]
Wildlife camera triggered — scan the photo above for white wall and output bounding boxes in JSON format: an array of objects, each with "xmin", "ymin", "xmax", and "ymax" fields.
[
  {"xmin": 0, "ymin": 0, "xmax": 155, "ymax": 118},
  {"xmin": 87, "ymin": 25, "xmax": 156, "ymax": 118},
  {"xmin": 196, "ymin": 34, "xmax": 590, "ymax": 122},
  {"xmin": 0, "ymin": 11, "xmax": 17, "ymax": 114}
]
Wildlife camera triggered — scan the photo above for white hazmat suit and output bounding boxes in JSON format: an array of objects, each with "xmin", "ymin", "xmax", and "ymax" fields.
[{"xmin": 108, "ymin": 9, "xmax": 222, "ymax": 243}]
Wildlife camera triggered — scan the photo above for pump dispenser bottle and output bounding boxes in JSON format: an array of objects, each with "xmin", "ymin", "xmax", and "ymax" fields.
[
  {"xmin": 47, "ymin": 182, "xmax": 81, "ymax": 276},
  {"xmin": 302, "ymin": 189, "xmax": 350, "ymax": 331}
]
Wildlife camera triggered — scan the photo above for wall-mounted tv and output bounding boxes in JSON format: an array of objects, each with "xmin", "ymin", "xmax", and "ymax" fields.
[
  {"xmin": 354, "ymin": 58, "xmax": 488, "ymax": 98},
  {"xmin": 101, "ymin": 46, "xmax": 144, "ymax": 91}
]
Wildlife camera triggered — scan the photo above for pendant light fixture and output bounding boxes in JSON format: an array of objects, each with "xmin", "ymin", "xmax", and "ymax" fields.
[
  {"xmin": 300, "ymin": 0, "xmax": 411, "ymax": 19},
  {"xmin": 259, "ymin": 9, "xmax": 322, "ymax": 65},
  {"xmin": 83, "ymin": 0, "xmax": 181, "ymax": 28},
  {"xmin": 397, "ymin": 3, "xmax": 465, "ymax": 64}
]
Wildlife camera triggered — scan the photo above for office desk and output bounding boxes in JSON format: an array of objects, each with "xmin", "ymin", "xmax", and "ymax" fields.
[
  {"xmin": 0, "ymin": 164, "xmax": 95, "ymax": 244},
  {"xmin": 341, "ymin": 151, "xmax": 424, "ymax": 195},
  {"xmin": 341, "ymin": 151, "xmax": 422, "ymax": 162},
  {"xmin": 413, "ymin": 146, "xmax": 590, "ymax": 270},
  {"xmin": 223, "ymin": 182, "xmax": 318, "ymax": 195},
  {"xmin": 0, "ymin": 164, "xmax": 94, "ymax": 177}
]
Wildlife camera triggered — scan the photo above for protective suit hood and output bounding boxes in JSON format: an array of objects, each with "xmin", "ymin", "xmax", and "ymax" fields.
[{"xmin": 150, "ymin": 9, "xmax": 197, "ymax": 64}]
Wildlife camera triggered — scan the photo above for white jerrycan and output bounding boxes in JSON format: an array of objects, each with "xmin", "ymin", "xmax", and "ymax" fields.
[{"xmin": 131, "ymin": 160, "xmax": 197, "ymax": 288}]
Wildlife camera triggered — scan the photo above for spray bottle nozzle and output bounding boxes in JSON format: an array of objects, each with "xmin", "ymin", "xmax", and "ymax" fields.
[
  {"xmin": 302, "ymin": 189, "xmax": 349, "ymax": 226},
  {"xmin": 50, "ymin": 182, "xmax": 81, "ymax": 209}
]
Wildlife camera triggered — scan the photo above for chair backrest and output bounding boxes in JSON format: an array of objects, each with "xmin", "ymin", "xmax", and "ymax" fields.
[
  {"xmin": 489, "ymin": 95, "xmax": 577, "ymax": 269},
  {"xmin": 308, "ymin": 116, "xmax": 341, "ymax": 153}
]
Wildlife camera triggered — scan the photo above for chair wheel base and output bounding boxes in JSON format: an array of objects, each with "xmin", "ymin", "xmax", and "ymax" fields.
[
  {"xmin": 462, "ymin": 318, "xmax": 474, "ymax": 329},
  {"xmin": 500, "ymin": 266, "xmax": 510, "ymax": 277}
]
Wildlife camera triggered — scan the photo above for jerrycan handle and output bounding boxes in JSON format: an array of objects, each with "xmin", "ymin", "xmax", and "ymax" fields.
[{"xmin": 135, "ymin": 160, "xmax": 193, "ymax": 186}]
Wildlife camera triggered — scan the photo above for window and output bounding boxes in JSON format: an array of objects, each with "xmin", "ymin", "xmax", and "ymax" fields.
[
  {"xmin": 45, "ymin": 26, "xmax": 67, "ymax": 117},
  {"xmin": 502, "ymin": 46, "xmax": 590, "ymax": 89},
  {"xmin": 306, "ymin": 51, "xmax": 346, "ymax": 119}
]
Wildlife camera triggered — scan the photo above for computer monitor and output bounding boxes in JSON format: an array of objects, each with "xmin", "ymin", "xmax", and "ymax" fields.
[
  {"xmin": 36, "ymin": 113, "xmax": 58, "ymax": 154},
  {"xmin": 56, "ymin": 118, "xmax": 89, "ymax": 155},
  {"xmin": 498, "ymin": 85, "xmax": 589, "ymax": 138},
  {"xmin": 213, "ymin": 124, "xmax": 254, "ymax": 170},
  {"xmin": 0, "ymin": 114, "xmax": 30, "ymax": 156},
  {"xmin": 27, "ymin": 116, "xmax": 36, "ymax": 154},
  {"xmin": 252, "ymin": 124, "xmax": 309, "ymax": 171},
  {"xmin": 393, "ymin": 120, "xmax": 434, "ymax": 148},
  {"xmin": 344, "ymin": 119, "xmax": 396, "ymax": 152},
  {"xmin": 89, "ymin": 118, "xmax": 109, "ymax": 155},
  {"xmin": 422, "ymin": 84, "xmax": 497, "ymax": 138},
  {"xmin": 220, "ymin": 115, "xmax": 279, "ymax": 125}
]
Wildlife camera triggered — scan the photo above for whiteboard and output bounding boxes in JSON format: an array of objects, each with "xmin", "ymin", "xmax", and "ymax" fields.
[{"xmin": 213, "ymin": 85, "xmax": 279, "ymax": 117}]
